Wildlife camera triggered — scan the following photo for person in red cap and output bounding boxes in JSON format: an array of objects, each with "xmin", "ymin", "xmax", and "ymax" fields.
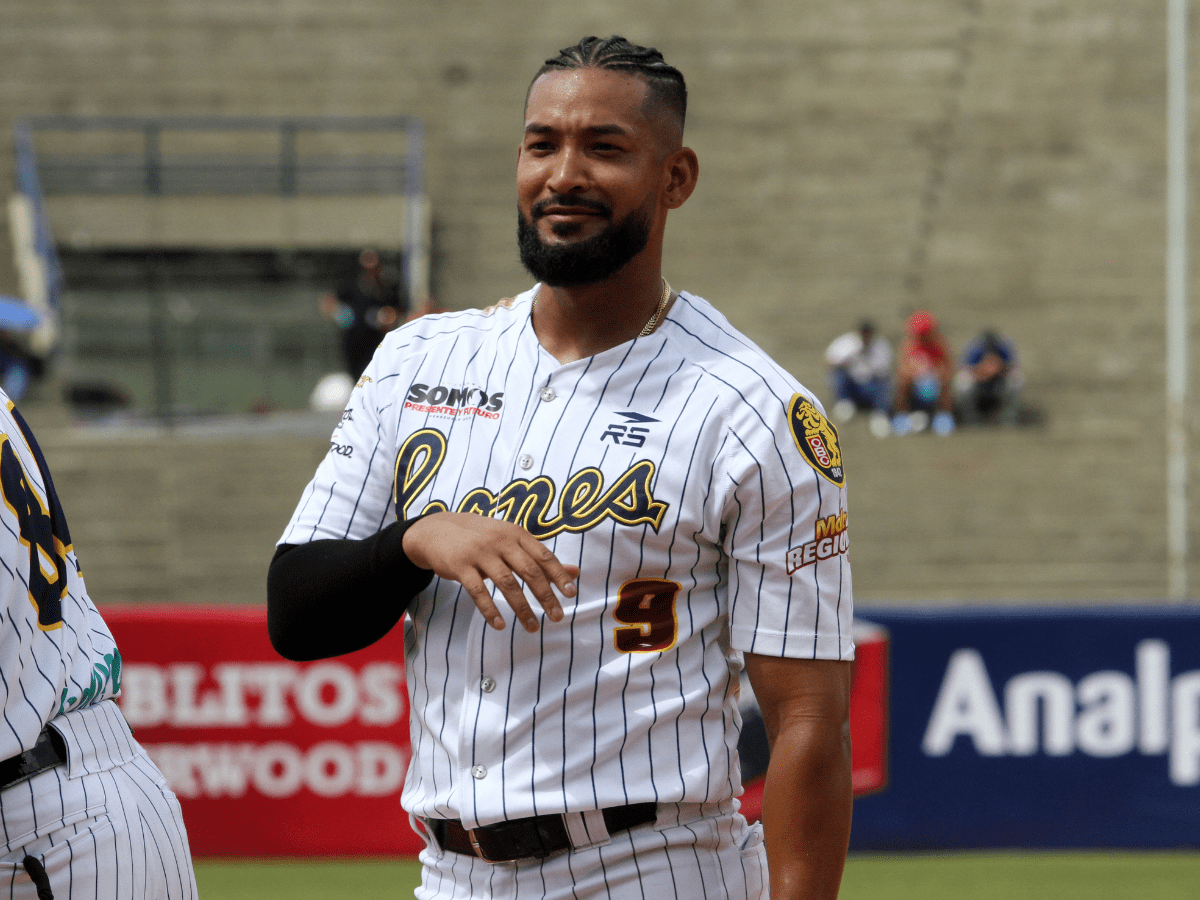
[{"xmin": 892, "ymin": 309, "xmax": 955, "ymax": 435}]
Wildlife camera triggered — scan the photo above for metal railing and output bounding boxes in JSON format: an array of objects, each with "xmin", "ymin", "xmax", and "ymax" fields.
[
  {"xmin": 11, "ymin": 114, "xmax": 429, "ymax": 324},
  {"xmin": 12, "ymin": 119, "xmax": 65, "ymax": 313},
  {"xmin": 22, "ymin": 115, "xmax": 424, "ymax": 198}
]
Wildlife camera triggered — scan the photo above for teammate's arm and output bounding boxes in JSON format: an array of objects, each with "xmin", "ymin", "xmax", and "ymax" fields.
[
  {"xmin": 743, "ymin": 653, "xmax": 853, "ymax": 900},
  {"xmin": 401, "ymin": 512, "xmax": 578, "ymax": 633}
]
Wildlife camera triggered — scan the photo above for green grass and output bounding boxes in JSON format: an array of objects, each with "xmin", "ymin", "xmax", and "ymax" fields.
[
  {"xmin": 840, "ymin": 853, "xmax": 1200, "ymax": 900},
  {"xmin": 194, "ymin": 859, "xmax": 424, "ymax": 899},
  {"xmin": 194, "ymin": 852, "xmax": 1200, "ymax": 899}
]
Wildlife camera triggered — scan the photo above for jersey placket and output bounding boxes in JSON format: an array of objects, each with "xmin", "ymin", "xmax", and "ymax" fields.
[
  {"xmin": 505, "ymin": 366, "xmax": 565, "ymax": 487},
  {"xmin": 470, "ymin": 352, "xmax": 625, "ymax": 823},
  {"xmin": 455, "ymin": 362, "xmax": 567, "ymax": 825},
  {"xmin": 455, "ymin": 607, "xmax": 508, "ymax": 825}
]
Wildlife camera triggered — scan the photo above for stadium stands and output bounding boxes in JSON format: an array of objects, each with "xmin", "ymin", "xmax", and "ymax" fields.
[{"xmin": 0, "ymin": 1, "xmax": 1190, "ymax": 603}]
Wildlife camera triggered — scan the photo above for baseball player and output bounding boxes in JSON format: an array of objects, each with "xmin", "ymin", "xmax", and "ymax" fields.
[
  {"xmin": 270, "ymin": 35, "xmax": 853, "ymax": 900},
  {"xmin": 0, "ymin": 393, "xmax": 197, "ymax": 898}
]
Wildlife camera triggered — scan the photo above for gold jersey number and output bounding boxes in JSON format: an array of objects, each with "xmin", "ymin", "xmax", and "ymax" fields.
[
  {"xmin": 613, "ymin": 578, "xmax": 681, "ymax": 653},
  {"xmin": 0, "ymin": 422, "xmax": 72, "ymax": 631}
]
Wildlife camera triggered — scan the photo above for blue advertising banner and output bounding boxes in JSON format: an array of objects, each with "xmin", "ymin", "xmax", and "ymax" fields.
[{"xmin": 850, "ymin": 607, "xmax": 1200, "ymax": 849}]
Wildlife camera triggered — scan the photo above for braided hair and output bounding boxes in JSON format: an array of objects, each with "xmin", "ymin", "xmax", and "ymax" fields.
[{"xmin": 530, "ymin": 35, "xmax": 687, "ymax": 131}]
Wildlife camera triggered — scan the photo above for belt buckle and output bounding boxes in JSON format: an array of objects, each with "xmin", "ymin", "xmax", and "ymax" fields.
[{"xmin": 466, "ymin": 827, "xmax": 497, "ymax": 863}]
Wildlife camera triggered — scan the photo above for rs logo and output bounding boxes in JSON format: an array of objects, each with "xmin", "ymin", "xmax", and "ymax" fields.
[
  {"xmin": 599, "ymin": 424, "xmax": 649, "ymax": 447},
  {"xmin": 600, "ymin": 411, "xmax": 658, "ymax": 448}
]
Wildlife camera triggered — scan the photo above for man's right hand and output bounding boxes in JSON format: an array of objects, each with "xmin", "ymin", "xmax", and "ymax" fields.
[{"xmin": 401, "ymin": 512, "xmax": 579, "ymax": 632}]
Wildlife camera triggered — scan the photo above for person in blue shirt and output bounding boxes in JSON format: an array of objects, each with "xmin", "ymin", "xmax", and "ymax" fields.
[{"xmin": 955, "ymin": 329, "xmax": 1022, "ymax": 424}]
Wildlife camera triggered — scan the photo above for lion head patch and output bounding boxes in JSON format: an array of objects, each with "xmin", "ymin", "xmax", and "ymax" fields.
[{"xmin": 787, "ymin": 394, "xmax": 845, "ymax": 487}]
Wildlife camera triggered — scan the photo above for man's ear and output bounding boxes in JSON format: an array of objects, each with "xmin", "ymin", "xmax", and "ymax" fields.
[{"xmin": 664, "ymin": 147, "xmax": 700, "ymax": 210}]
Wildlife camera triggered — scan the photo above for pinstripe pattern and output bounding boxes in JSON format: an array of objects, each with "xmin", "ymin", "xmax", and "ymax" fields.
[
  {"xmin": 281, "ymin": 286, "xmax": 853, "ymax": 853},
  {"xmin": 0, "ymin": 399, "xmax": 123, "ymax": 764},
  {"xmin": 414, "ymin": 803, "xmax": 766, "ymax": 900},
  {"xmin": 0, "ymin": 394, "xmax": 196, "ymax": 898},
  {"xmin": 0, "ymin": 704, "xmax": 197, "ymax": 899}
]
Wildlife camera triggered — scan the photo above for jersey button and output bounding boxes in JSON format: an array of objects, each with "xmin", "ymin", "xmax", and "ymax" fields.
[
  {"xmin": 471, "ymin": 765, "xmax": 488, "ymax": 780},
  {"xmin": 518, "ymin": 454, "xmax": 534, "ymax": 470},
  {"xmin": 480, "ymin": 676, "xmax": 496, "ymax": 693},
  {"xmin": 540, "ymin": 387, "xmax": 556, "ymax": 402}
]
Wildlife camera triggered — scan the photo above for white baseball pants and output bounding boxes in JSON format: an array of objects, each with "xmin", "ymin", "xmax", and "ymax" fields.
[
  {"xmin": 414, "ymin": 801, "xmax": 768, "ymax": 900},
  {"xmin": 0, "ymin": 700, "xmax": 197, "ymax": 899}
]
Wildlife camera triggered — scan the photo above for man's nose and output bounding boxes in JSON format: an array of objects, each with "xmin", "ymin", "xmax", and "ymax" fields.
[{"xmin": 545, "ymin": 147, "xmax": 589, "ymax": 194}]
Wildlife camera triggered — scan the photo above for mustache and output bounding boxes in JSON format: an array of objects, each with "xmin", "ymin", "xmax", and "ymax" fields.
[{"xmin": 531, "ymin": 195, "xmax": 612, "ymax": 219}]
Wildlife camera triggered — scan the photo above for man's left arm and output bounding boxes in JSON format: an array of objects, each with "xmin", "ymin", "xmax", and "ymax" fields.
[{"xmin": 743, "ymin": 653, "xmax": 853, "ymax": 900}]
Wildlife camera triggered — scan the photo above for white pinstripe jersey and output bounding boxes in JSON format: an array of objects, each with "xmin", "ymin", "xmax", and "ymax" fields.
[
  {"xmin": 281, "ymin": 286, "xmax": 854, "ymax": 829},
  {"xmin": 0, "ymin": 395, "xmax": 122, "ymax": 761}
]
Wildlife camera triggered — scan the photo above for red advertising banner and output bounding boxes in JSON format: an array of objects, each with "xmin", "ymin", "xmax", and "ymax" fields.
[
  {"xmin": 849, "ymin": 620, "xmax": 889, "ymax": 795},
  {"xmin": 105, "ymin": 607, "xmax": 889, "ymax": 857},
  {"xmin": 105, "ymin": 605, "xmax": 424, "ymax": 857}
]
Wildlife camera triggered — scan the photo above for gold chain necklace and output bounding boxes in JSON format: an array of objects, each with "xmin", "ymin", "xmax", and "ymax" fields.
[
  {"xmin": 533, "ymin": 279, "xmax": 673, "ymax": 338},
  {"xmin": 637, "ymin": 278, "xmax": 672, "ymax": 337}
]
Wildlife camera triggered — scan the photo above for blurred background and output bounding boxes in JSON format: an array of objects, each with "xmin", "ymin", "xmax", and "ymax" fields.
[
  {"xmin": 4, "ymin": 0, "xmax": 1193, "ymax": 611},
  {"xmin": 3, "ymin": 1, "xmax": 1200, "ymax": 885},
  {"xmin": 0, "ymin": 6, "xmax": 1194, "ymax": 619}
]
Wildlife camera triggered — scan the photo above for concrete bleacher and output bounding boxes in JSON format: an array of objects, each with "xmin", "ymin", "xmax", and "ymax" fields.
[{"xmin": 1, "ymin": 0, "xmax": 1196, "ymax": 606}]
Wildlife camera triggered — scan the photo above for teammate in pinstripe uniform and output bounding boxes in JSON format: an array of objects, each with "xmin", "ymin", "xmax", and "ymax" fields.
[
  {"xmin": 270, "ymin": 35, "xmax": 853, "ymax": 899},
  {"xmin": 0, "ymin": 393, "xmax": 197, "ymax": 899}
]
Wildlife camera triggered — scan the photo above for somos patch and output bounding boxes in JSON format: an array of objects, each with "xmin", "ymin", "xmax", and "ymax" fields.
[{"xmin": 787, "ymin": 394, "xmax": 845, "ymax": 487}]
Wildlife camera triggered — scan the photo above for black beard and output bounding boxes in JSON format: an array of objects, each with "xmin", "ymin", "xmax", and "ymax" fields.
[{"xmin": 517, "ymin": 202, "xmax": 651, "ymax": 287}]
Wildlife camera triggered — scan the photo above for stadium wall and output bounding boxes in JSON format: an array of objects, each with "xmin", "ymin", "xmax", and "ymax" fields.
[
  {"xmin": 2, "ymin": 3, "xmax": 1197, "ymax": 601},
  {"xmin": 850, "ymin": 606, "xmax": 1200, "ymax": 849},
  {"xmin": 103, "ymin": 604, "xmax": 1200, "ymax": 854}
]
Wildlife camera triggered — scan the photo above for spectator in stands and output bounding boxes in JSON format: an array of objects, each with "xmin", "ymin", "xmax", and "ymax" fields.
[
  {"xmin": 0, "ymin": 298, "xmax": 45, "ymax": 403},
  {"xmin": 892, "ymin": 309, "xmax": 955, "ymax": 436},
  {"xmin": 825, "ymin": 319, "xmax": 892, "ymax": 438},
  {"xmin": 955, "ymin": 329, "xmax": 1023, "ymax": 425},
  {"xmin": 0, "ymin": 333, "xmax": 41, "ymax": 402},
  {"xmin": 319, "ymin": 249, "xmax": 409, "ymax": 379}
]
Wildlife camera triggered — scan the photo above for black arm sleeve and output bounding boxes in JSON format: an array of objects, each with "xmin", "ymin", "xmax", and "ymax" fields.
[{"xmin": 267, "ymin": 517, "xmax": 435, "ymax": 662}]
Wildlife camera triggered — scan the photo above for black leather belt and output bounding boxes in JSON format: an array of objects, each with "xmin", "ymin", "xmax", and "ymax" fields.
[
  {"xmin": 0, "ymin": 726, "xmax": 67, "ymax": 792},
  {"xmin": 427, "ymin": 803, "xmax": 658, "ymax": 862}
]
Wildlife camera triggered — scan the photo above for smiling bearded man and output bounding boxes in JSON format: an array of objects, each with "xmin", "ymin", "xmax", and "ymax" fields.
[
  {"xmin": 517, "ymin": 192, "xmax": 653, "ymax": 287},
  {"xmin": 269, "ymin": 35, "xmax": 854, "ymax": 900}
]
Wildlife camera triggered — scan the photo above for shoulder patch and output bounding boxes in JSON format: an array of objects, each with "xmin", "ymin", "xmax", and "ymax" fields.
[
  {"xmin": 483, "ymin": 297, "xmax": 517, "ymax": 316},
  {"xmin": 787, "ymin": 394, "xmax": 845, "ymax": 487}
]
